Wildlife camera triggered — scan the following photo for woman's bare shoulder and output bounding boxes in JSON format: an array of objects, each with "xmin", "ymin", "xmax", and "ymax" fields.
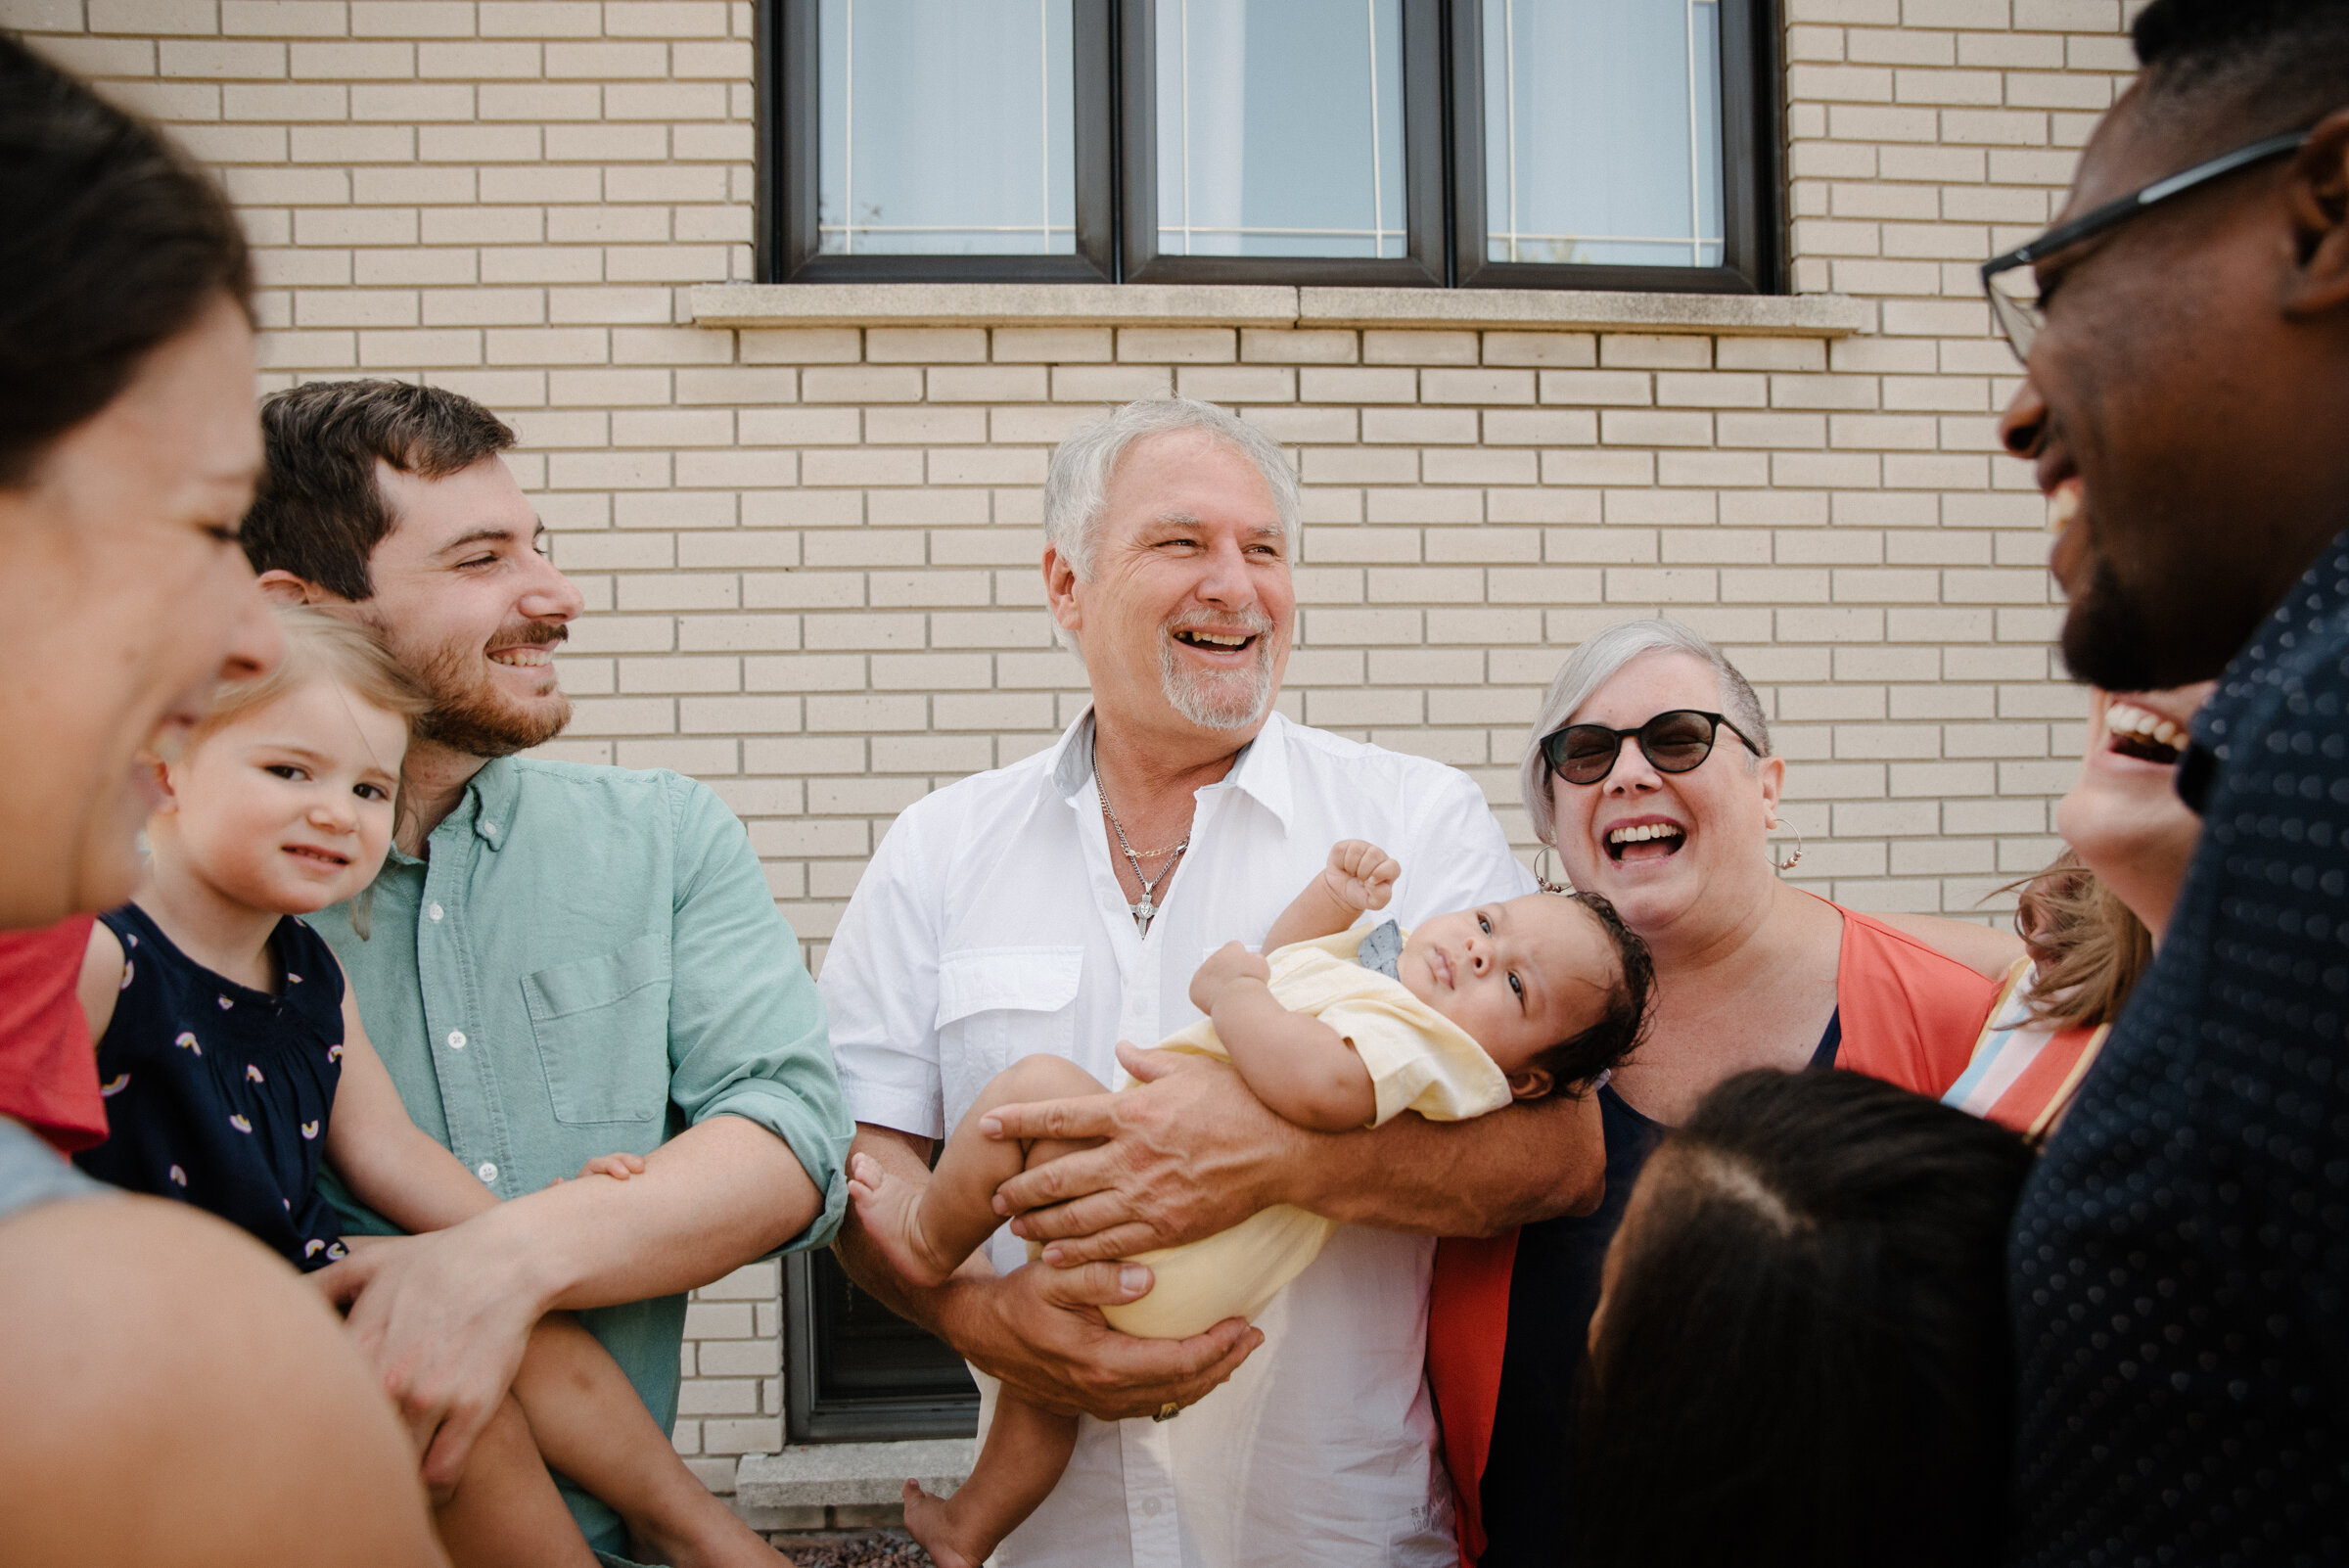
[{"xmin": 1865, "ymin": 910, "xmax": 2023, "ymax": 982}]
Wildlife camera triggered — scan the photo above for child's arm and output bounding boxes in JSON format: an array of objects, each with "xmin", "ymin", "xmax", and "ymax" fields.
[
  {"xmin": 326, "ymin": 974, "xmax": 649, "ymax": 1234},
  {"xmin": 75, "ymin": 921, "xmax": 126, "ymax": 1043},
  {"xmin": 1188, "ymin": 943, "xmax": 1377, "ymax": 1133},
  {"xmin": 1262, "ymin": 840, "xmax": 1402, "ymax": 952},
  {"xmin": 322, "ymin": 984, "xmax": 503, "ymax": 1234}
]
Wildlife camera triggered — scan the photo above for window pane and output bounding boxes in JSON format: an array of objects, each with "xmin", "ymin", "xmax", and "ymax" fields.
[
  {"xmin": 1483, "ymin": 0, "xmax": 1725, "ymax": 268},
  {"xmin": 1156, "ymin": 0, "xmax": 1406, "ymax": 259},
  {"xmin": 806, "ymin": 1251, "xmax": 975, "ymax": 1407},
  {"xmin": 818, "ymin": 0, "xmax": 1076, "ymax": 255}
]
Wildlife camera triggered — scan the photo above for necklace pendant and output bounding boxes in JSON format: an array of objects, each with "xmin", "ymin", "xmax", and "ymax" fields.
[{"xmin": 1131, "ymin": 895, "xmax": 1155, "ymax": 935}]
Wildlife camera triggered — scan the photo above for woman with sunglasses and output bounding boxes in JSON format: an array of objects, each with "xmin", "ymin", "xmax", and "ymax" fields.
[{"xmin": 1424, "ymin": 618, "xmax": 2020, "ymax": 1568}]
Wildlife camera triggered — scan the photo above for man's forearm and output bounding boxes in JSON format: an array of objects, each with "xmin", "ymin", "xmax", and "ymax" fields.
[
  {"xmin": 992, "ymin": 1049, "xmax": 1607, "ymax": 1260},
  {"xmin": 1286, "ymin": 1085, "xmax": 1604, "ymax": 1235},
  {"xmin": 472, "ymin": 1113, "xmax": 822, "ymax": 1315}
]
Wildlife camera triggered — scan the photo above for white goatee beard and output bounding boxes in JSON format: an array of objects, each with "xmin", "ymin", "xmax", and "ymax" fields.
[{"xmin": 1159, "ymin": 631, "xmax": 1276, "ymax": 731}]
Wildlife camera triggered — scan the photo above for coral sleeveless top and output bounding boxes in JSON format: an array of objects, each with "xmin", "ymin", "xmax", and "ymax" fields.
[{"xmin": 1425, "ymin": 900, "xmax": 2000, "ymax": 1565}]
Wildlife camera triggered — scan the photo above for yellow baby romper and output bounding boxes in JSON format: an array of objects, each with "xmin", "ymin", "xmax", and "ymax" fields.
[{"xmin": 1097, "ymin": 924, "xmax": 1514, "ymax": 1340}]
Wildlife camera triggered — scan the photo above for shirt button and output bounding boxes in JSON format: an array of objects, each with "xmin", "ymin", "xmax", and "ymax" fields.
[
  {"xmin": 476, "ymin": 1163, "xmax": 497, "ymax": 1184},
  {"xmin": 482, "ymin": 822, "xmax": 498, "ymax": 837},
  {"xmin": 1141, "ymin": 1496, "xmax": 1163, "ymax": 1517},
  {"xmin": 429, "ymin": 902, "xmax": 444, "ymax": 922},
  {"xmin": 446, "ymin": 1030, "xmax": 467, "ymax": 1050}
]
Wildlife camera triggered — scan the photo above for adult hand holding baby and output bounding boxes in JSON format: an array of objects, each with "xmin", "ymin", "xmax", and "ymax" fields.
[
  {"xmin": 940, "ymin": 1243, "xmax": 1263, "ymax": 1421},
  {"xmin": 991, "ymin": 1042, "xmax": 1315, "ymax": 1266}
]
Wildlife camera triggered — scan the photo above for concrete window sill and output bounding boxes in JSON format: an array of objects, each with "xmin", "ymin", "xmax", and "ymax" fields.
[
  {"xmin": 690, "ymin": 283, "xmax": 1869, "ymax": 338},
  {"xmin": 735, "ymin": 1439, "xmax": 974, "ymax": 1513}
]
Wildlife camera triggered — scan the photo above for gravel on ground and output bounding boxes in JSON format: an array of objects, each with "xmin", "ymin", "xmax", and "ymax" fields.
[{"xmin": 769, "ymin": 1530, "xmax": 933, "ymax": 1568}]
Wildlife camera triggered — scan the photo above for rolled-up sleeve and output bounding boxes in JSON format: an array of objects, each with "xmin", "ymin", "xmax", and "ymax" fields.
[
  {"xmin": 665, "ymin": 775, "xmax": 852, "ymax": 1252},
  {"xmin": 819, "ymin": 802, "xmax": 948, "ymax": 1141}
]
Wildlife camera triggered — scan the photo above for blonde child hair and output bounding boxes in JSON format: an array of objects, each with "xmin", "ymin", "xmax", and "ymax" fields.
[
  {"xmin": 193, "ymin": 605, "xmax": 429, "ymax": 740},
  {"xmin": 183, "ymin": 605, "xmax": 428, "ymax": 938},
  {"xmin": 2010, "ymin": 850, "xmax": 2152, "ymax": 1031}
]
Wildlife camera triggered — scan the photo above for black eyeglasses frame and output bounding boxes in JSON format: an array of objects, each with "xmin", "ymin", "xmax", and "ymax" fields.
[
  {"xmin": 1540, "ymin": 709, "xmax": 1762, "ymax": 788},
  {"xmin": 1979, "ymin": 127, "xmax": 2314, "ymax": 361}
]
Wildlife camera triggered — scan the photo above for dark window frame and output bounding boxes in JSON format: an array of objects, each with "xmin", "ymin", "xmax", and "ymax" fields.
[
  {"xmin": 784, "ymin": 1249, "xmax": 978, "ymax": 1444},
  {"xmin": 1116, "ymin": 0, "xmax": 1450, "ymax": 288},
  {"xmin": 758, "ymin": 0, "xmax": 1122, "ymax": 285},
  {"xmin": 1448, "ymin": 0, "xmax": 1784, "ymax": 295},
  {"xmin": 758, "ymin": 0, "xmax": 1781, "ymax": 293}
]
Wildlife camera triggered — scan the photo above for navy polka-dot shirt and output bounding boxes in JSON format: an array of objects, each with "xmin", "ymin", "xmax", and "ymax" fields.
[
  {"xmin": 73, "ymin": 902, "xmax": 349, "ymax": 1270},
  {"xmin": 2005, "ymin": 531, "xmax": 2349, "ymax": 1564}
]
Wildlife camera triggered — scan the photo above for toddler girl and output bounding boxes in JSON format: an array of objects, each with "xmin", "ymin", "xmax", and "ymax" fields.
[
  {"xmin": 851, "ymin": 840, "xmax": 1654, "ymax": 1568},
  {"xmin": 71, "ymin": 607, "xmax": 789, "ymax": 1568}
]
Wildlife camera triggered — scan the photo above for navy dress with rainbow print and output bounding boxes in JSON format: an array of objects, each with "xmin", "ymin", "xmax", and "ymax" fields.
[{"xmin": 74, "ymin": 902, "xmax": 349, "ymax": 1270}]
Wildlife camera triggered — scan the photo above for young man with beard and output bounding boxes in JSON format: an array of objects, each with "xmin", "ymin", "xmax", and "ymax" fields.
[
  {"xmin": 1988, "ymin": 1, "xmax": 2349, "ymax": 1560},
  {"xmin": 822, "ymin": 398, "xmax": 1608, "ymax": 1568},
  {"xmin": 243, "ymin": 379, "xmax": 852, "ymax": 1562}
]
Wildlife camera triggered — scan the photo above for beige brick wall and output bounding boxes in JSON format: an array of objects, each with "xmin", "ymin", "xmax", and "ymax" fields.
[{"xmin": 7, "ymin": 0, "xmax": 2142, "ymax": 1494}]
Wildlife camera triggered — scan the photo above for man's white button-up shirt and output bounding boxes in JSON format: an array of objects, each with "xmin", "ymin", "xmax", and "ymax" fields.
[{"xmin": 823, "ymin": 709, "xmax": 1534, "ymax": 1568}]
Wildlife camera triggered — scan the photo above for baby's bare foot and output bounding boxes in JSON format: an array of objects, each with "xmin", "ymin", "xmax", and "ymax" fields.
[
  {"xmin": 900, "ymin": 1478, "xmax": 985, "ymax": 1568},
  {"xmin": 847, "ymin": 1152, "xmax": 954, "ymax": 1288}
]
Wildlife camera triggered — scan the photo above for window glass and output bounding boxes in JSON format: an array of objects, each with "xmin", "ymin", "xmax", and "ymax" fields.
[
  {"xmin": 1155, "ymin": 0, "xmax": 1406, "ymax": 259},
  {"xmin": 818, "ymin": 0, "xmax": 1077, "ymax": 254},
  {"xmin": 1482, "ymin": 0, "xmax": 1725, "ymax": 268}
]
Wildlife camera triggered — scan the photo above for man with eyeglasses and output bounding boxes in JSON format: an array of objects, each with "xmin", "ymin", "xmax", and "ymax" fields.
[{"xmin": 1988, "ymin": 1, "xmax": 2349, "ymax": 1560}]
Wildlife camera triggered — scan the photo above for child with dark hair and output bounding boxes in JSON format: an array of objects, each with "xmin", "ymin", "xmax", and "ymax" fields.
[
  {"xmin": 1577, "ymin": 1069, "xmax": 2035, "ymax": 1568},
  {"xmin": 850, "ymin": 839, "xmax": 1654, "ymax": 1568}
]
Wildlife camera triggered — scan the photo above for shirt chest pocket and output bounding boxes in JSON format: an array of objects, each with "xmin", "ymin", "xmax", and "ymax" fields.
[
  {"xmin": 934, "ymin": 946, "xmax": 1083, "ymax": 1118},
  {"xmin": 523, "ymin": 934, "xmax": 673, "ymax": 1126}
]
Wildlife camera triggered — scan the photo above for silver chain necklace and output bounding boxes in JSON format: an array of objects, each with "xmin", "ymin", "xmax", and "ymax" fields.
[{"xmin": 1095, "ymin": 763, "xmax": 1189, "ymax": 936}]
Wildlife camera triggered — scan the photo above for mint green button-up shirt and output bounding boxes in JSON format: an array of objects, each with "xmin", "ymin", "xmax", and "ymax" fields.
[{"xmin": 312, "ymin": 756, "xmax": 849, "ymax": 1555}]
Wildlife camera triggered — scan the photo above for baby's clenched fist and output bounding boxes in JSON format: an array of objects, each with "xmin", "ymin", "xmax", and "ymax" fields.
[{"xmin": 1321, "ymin": 839, "xmax": 1401, "ymax": 913}]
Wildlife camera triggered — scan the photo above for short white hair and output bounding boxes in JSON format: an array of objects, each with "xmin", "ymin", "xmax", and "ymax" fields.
[
  {"xmin": 1519, "ymin": 618, "xmax": 1773, "ymax": 847},
  {"xmin": 1041, "ymin": 397, "xmax": 1302, "ymax": 581}
]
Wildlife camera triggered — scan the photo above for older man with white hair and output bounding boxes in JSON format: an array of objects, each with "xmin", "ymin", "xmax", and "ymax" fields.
[{"xmin": 822, "ymin": 398, "xmax": 1607, "ymax": 1568}]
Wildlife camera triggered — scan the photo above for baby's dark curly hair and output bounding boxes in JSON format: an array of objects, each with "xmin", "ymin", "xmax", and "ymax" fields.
[{"xmin": 1526, "ymin": 891, "xmax": 1654, "ymax": 1095}]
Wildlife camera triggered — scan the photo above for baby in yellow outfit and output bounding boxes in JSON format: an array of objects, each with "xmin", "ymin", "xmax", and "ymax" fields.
[{"xmin": 848, "ymin": 840, "xmax": 1655, "ymax": 1568}]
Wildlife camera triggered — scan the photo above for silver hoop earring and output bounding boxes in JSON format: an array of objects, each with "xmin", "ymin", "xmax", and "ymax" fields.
[
  {"xmin": 1768, "ymin": 821, "xmax": 1804, "ymax": 874},
  {"xmin": 1533, "ymin": 845, "xmax": 1570, "ymax": 894}
]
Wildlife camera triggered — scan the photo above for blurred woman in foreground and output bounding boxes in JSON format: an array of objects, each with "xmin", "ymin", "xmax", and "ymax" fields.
[{"xmin": 0, "ymin": 34, "xmax": 442, "ymax": 1567}]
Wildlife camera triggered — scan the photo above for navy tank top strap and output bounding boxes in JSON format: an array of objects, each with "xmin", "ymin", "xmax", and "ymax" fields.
[{"xmin": 1808, "ymin": 1006, "xmax": 1843, "ymax": 1070}]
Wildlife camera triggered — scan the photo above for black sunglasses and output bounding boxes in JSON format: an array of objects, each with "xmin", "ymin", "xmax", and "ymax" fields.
[
  {"xmin": 1541, "ymin": 710, "xmax": 1760, "ymax": 787},
  {"xmin": 1980, "ymin": 127, "xmax": 2313, "ymax": 360}
]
